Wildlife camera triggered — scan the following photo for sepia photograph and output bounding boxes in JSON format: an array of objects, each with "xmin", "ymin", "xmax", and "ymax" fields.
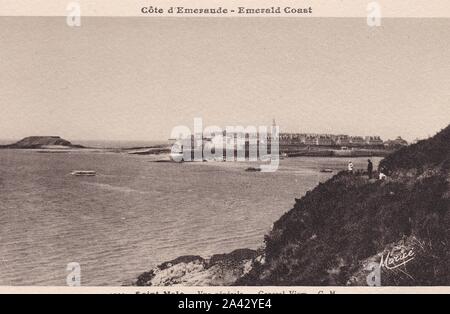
[{"xmin": 0, "ymin": 1, "xmax": 449, "ymax": 295}]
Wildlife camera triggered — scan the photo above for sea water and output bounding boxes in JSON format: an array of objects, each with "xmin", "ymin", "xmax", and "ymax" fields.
[{"xmin": 0, "ymin": 149, "xmax": 380, "ymax": 285}]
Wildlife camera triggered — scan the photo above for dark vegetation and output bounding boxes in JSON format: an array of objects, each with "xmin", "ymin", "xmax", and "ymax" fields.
[
  {"xmin": 380, "ymin": 126, "xmax": 450, "ymax": 174},
  {"xmin": 237, "ymin": 125, "xmax": 450, "ymax": 286}
]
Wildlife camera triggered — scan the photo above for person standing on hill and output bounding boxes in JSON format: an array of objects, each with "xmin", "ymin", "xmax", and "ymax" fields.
[{"xmin": 367, "ymin": 159, "xmax": 374, "ymax": 179}]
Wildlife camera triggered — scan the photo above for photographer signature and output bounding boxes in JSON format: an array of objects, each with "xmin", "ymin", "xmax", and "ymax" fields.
[{"xmin": 380, "ymin": 248, "xmax": 415, "ymax": 270}]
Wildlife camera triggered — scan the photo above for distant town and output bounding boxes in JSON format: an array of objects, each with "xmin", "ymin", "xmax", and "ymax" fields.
[
  {"xmin": 277, "ymin": 133, "xmax": 409, "ymax": 150},
  {"xmin": 169, "ymin": 127, "xmax": 410, "ymax": 159},
  {"xmin": 196, "ymin": 131, "xmax": 409, "ymax": 150}
]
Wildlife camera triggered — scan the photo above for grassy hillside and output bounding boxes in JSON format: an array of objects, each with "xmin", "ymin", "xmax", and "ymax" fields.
[
  {"xmin": 237, "ymin": 125, "xmax": 450, "ymax": 286},
  {"xmin": 380, "ymin": 126, "xmax": 450, "ymax": 174}
]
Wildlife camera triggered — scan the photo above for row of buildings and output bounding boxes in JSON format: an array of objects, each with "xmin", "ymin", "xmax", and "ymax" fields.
[
  {"xmin": 278, "ymin": 133, "xmax": 385, "ymax": 148},
  {"xmin": 171, "ymin": 128, "xmax": 408, "ymax": 150}
]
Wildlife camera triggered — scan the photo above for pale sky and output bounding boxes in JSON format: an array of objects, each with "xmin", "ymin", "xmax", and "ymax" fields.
[{"xmin": 0, "ymin": 17, "xmax": 449, "ymax": 142}]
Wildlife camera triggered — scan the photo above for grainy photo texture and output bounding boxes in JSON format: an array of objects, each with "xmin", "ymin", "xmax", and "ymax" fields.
[{"xmin": 0, "ymin": 15, "xmax": 449, "ymax": 288}]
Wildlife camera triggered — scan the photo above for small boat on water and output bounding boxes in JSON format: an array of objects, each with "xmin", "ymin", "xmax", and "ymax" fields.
[
  {"xmin": 70, "ymin": 170, "xmax": 97, "ymax": 176},
  {"xmin": 320, "ymin": 168, "xmax": 334, "ymax": 173},
  {"xmin": 245, "ymin": 167, "xmax": 262, "ymax": 172}
]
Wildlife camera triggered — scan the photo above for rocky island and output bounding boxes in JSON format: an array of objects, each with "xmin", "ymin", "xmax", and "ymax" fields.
[
  {"xmin": 135, "ymin": 124, "xmax": 450, "ymax": 286},
  {"xmin": 0, "ymin": 136, "xmax": 85, "ymax": 149}
]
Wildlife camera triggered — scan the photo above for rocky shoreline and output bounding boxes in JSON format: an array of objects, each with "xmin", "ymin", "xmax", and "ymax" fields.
[{"xmin": 134, "ymin": 249, "xmax": 262, "ymax": 286}]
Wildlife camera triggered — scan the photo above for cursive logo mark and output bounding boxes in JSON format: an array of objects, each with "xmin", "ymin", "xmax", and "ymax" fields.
[{"xmin": 380, "ymin": 248, "xmax": 415, "ymax": 270}]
